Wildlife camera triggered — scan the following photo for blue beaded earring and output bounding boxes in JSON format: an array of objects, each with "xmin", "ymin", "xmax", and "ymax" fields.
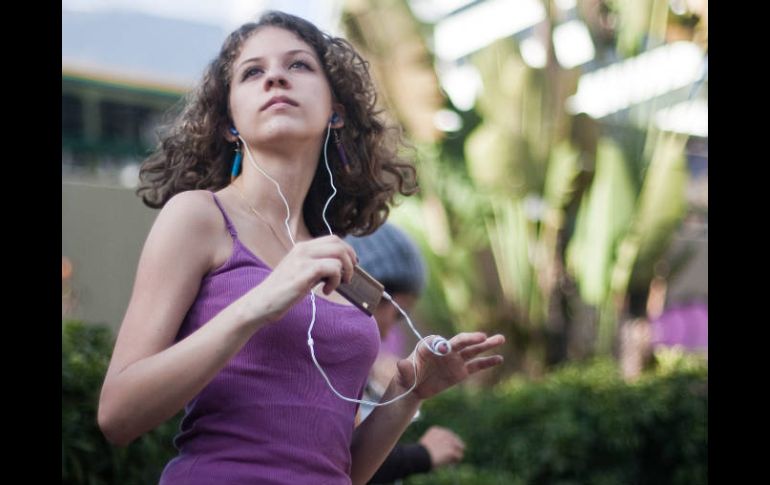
[{"xmin": 229, "ymin": 127, "xmax": 242, "ymax": 182}]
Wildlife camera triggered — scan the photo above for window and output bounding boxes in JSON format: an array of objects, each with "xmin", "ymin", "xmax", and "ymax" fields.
[
  {"xmin": 100, "ymin": 100, "xmax": 152, "ymax": 147},
  {"xmin": 62, "ymin": 94, "xmax": 83, "ymax": 138}
]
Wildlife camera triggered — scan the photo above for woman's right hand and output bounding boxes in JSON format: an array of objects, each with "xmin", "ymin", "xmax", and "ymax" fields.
[{"xmin": 247, "ymin": 235, "xmax": 357, "ymax": 323}]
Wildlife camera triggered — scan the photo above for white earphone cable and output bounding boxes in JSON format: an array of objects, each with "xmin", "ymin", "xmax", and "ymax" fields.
[{"xmin": 238, "ymin": 122, "xmax": 451, "ymax": 407}]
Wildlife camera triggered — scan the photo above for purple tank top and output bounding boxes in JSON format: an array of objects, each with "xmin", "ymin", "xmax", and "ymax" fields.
[{"xmin": 159, "ymin": 193, "xmax": 380, "ymax": 484}]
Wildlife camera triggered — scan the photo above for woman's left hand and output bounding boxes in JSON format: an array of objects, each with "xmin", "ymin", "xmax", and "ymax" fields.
[{"xmin": 395, "ymin": 332, "xmax": 506, "ymax": 400}]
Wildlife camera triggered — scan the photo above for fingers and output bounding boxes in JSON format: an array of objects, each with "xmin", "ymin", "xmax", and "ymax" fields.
[
  {"xmin": 434, "ymin": 427, "xmax": 465, "ymax": 450},
  {"xmin": 443, "ymin": 438, "xmax": 464, "ymax": 465},
  {"xmin": 438, "ymin": 332, "xmax": 506, "ymax": 376},
  {"xmin": 449, "ymin": 332, "xmax": 505, "ymax": 357},
  {"xmin": 466, "ymin": 355, "xmax": 504, "ymax": 374},
  {"xmin": 317, "ymin": 259, "xmax": 343, "ymax": 294},
  {"xmin": 419, "ymin": 333, "xmax": 505, "ymax": 364},
  {"xmin": 451, "ymin": 440, "xmax": 466, "ymax": 464},
  {"xmin": 447, "ymin": 332, "xmax": 489, "ymax": 353},
  {"xmin": 444, "ymin": 446, "xmax": 464, "ymax": 466},
  {"xmin": 293, "ymin": 236, "xmax": 356, "ymax": 289},
  {"xmin": 302, "ymin": 235, "xmax": 357, "ymax": 268},
  {"xmin": 420, "ymin": 426, "xmax": 466, "ymax": 467},
  {"xmin": 459, "ymin": 334, "xmax": 506, "ymax": 360}
]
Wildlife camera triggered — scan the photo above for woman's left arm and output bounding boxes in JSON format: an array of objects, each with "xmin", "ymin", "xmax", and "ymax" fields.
[{"xmin": 349, "ymin": 332, "xmax": 505, "ymax": 485}]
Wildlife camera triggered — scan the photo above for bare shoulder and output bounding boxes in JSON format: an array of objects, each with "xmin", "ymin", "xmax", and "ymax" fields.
[
  {"xmin": 160, "ymin": 190, "xmax": 222, "ymax": 231},
  {"xmin": 146, "ymin": 190, "xmax": 228, "ymax": 272}
]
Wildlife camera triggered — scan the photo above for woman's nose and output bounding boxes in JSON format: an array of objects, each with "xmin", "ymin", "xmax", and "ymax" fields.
[{"xmin": 264, "ymin": 69, "xmax": 289, "ymax": 89}]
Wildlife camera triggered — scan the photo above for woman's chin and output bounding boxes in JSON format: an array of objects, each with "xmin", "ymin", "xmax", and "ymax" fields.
[{"xmin": 256, "ymin": 124, "xmax": 320, "ymax": 145}]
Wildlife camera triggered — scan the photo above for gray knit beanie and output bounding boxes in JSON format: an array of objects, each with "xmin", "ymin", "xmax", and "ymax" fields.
[{"xmin": 345, "ymin": 223, "xmax": 427, "ymax": 296}]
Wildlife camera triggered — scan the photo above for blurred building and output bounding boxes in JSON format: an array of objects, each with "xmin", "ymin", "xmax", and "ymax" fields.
[
  {"xmin": 62, "ymin": 8, "xmax": 226, "ymax": 328},
  {"xmin": 62, "ymin": 8, "xmax": 226, "ymax": 186}
]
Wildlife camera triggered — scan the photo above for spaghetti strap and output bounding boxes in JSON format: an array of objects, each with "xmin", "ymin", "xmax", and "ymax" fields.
[{"xmin": 210, "ymin": 192, "xmax": 238, "ymax": 238}]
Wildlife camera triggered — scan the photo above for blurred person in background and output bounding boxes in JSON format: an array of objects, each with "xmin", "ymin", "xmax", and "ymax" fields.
[{"xmin": 348, "ymin": 223, "xmax": 466, "ymax": 484}]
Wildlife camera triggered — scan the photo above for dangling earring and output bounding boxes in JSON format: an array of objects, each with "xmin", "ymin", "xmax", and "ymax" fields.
[
  {"xmin": 230, "ymin": 141, "xmax": 243, "ymax": 182},
  {"xmin": 334, "ymin": 130, "xmax": 351, "ymax": 173}
]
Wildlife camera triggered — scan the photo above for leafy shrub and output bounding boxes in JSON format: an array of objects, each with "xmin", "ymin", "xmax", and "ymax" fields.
[
  {"xmin": 402, "ymin": 357, "xmax": 707, "ymax": 485},
  {"xmin": 62, "ymin": 320, "xmax": 181, "ymax": 485},
  {"xmin": 62, "ymin": 319, "xmax": 706, "ymax": 485}
]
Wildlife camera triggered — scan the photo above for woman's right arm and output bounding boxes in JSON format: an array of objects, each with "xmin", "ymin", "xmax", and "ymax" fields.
[
  {"xmin": 97, "ymin": 191, "xmax": 357, "ymax": 446},
  {"xmin": 97, "ymin": 191, "xmax": 258, "ymax": 446}
]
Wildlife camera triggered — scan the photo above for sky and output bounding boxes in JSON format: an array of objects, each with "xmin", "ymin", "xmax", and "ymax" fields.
[{"xmin": 61, "ymin": 0, "xmax": 344, "ymax": 34}]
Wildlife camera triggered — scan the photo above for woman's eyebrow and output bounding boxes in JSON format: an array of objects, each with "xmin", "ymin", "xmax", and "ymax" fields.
[{"xmin": 237, "ymin": 49, "xmax": 318, "ymax": 69}]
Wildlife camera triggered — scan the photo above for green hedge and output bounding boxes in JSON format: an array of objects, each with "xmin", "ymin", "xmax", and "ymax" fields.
[
  {"xmin": 62, "ymin": 320, "xmax": 181, "ymax": 485},
  {"xmin": 402, "ymin": 355, "xmax": 707, "ymax": 485},
  {"xmin": 63, "ymin": 320, "xmax": 706, "ymax": 485}
]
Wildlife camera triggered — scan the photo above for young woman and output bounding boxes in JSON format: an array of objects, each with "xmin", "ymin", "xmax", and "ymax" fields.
[{"xmin": 97, "ymin": 11, "xmax": 504, "ymax": 485}]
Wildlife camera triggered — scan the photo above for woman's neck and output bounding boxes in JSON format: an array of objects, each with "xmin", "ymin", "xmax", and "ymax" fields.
[{"xmin": 235, "ymin": 142, "xmax": 322, "ymax": 239}]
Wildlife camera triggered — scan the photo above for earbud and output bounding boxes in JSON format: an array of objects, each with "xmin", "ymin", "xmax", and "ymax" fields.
[
  {"xmin": 329, "ymin": 112, "xmax": 340, "ymax": 124},
  {"xmin": 229, "ymin": 126, "xmax": 239, "ymax": 136}
]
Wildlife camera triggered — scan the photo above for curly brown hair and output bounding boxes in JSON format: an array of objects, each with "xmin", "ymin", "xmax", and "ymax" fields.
[{"xmin": 137, "ymin": 10, "xmax": 417, "ymax": 237}]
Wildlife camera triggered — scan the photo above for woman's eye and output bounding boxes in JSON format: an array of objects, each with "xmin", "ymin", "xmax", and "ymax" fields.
[
  {"xmin": 242, "ymin": 67, "xmax": 262, "ymax": 80},
  {"xmin": 290, "ymin": 60, "xmax": 311, "ymax": 70}
]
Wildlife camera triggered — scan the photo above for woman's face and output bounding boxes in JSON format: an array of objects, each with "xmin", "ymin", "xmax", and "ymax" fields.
[{"xmin": 228, "ymin": 26, "xmax": 335, "ymax": 146}]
